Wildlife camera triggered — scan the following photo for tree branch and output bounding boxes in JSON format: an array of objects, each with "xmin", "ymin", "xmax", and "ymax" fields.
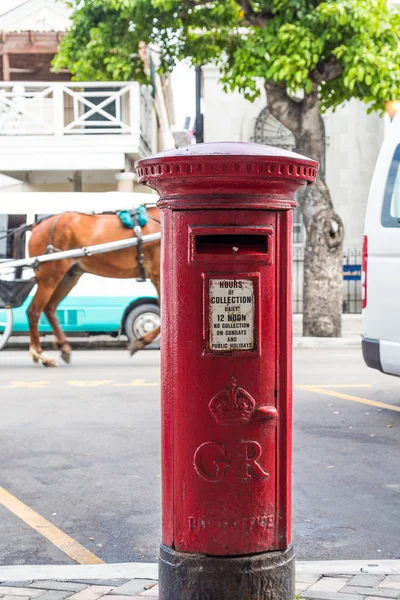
[
  {"xmin": 184, "ymin": 0, "xmax": 214, "ymax": 6},
  {"xmin": 310, "ymin": 56, "xmax": 343, "ymax": 84},
  {"xmin": 236, "ymin": 0, "xmax": 272, "ymax": 27},
  {"xmin": 265, "ymin": 81, "xmax": 302, "ymax": 135},
  {"xmin": 180, "ymin": 0, "xmax": 216, "ymax": 18}
]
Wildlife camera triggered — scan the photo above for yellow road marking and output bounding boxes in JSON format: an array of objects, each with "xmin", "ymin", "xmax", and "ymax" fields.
[
  {"xmin": 0, "ymin": 381, "xmax": 50, "ymax": 389},
  {"xmin": 0, "ymin": 380, "xmax": 159, "ymax": 388},
  {"xmin": 0, "ymin": 380, "xmax": 161, "ymax": 388},
  {"xmin": 297, "ymin": 385, "xmax": 400, "ymax": 413},
  {"xmin": 0, "ymin": 487, "xmax": 104, "ymax": 564},
  {"xmin": 294, "ymin": 384, "xmax": 372, "ymax": 389},
  {"xmin": 67, "ymin": 380, "xmax": 113, "ymax": 387},
  {"xmin": 114, "ymin": 379, "xmax": 158, "ymax": 387}
]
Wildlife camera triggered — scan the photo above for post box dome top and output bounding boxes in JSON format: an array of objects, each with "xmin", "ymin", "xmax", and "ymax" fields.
[
  {"xmin": 136, "ymin": 142, "xmax": 318, "ymax": 204},
  {"xmin": 138, "ymin": 141, "xmax": 315, "ymax": 161},
  {"xmin": 137, "ymin": 142, "xmax": 317, "ymax": 178}
]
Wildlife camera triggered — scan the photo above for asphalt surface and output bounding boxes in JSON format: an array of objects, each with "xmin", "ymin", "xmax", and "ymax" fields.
[{"xmin": 0, "ymin": 347, "xmax": 399, "ymax": 565}]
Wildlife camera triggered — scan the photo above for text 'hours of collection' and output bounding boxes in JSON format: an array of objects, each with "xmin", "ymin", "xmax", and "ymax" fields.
[{"xmin": 209, "ymin": 278, "xmax": 255, "ymax": 352}]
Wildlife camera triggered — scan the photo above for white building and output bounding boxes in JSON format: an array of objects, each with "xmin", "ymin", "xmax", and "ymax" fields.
[
  {"xmin": 0, "ymin": 0, "xmax": 175, "ymax": 202},
  {"xmin": 201, "ymin": 64, "xmax": 385, "ymax": 253}
]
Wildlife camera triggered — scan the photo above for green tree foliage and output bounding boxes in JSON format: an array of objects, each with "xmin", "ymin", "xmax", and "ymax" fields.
[
  {"xmin": 55, "ymin": 0, "xmax": 400, "ymax": 113},
  {"xmin": 54, "ymin": 0, "xmax": 400, "ymax": 338}
]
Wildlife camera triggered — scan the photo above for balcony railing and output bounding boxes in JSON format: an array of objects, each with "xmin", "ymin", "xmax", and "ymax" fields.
[{"xmin": 0, "ymin": 81, "xmax": 153, "ymax": 150}]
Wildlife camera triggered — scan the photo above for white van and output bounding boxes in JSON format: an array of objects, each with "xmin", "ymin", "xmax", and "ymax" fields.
[{"xmin": 362, "ymin": 111, "xmax": 400, "ymax": 376}]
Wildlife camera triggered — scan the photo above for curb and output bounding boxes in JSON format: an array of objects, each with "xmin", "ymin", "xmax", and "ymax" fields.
[
  {"xmin": 296, "ymin": 560, "xmax": 400, "ymax": 575},
  {"xmin": 293, "ymin": 336, "xmax": 361, "ymax": 349},
  {"xmin": 5, "ymin": 338, "xmax": 360, "ymax": 351},
  {"xmin": 0, "ymin": 560, "xmax": 399, "ymax": 582},
  {"xmin": 5, "ymin": 338, "xmax": 160, "ymax": 351}
]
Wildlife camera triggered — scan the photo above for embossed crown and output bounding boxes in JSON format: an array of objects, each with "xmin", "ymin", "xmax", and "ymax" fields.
[{"xmin": 209, "ymin": 377, "xmax": 255, "ymax": 425}]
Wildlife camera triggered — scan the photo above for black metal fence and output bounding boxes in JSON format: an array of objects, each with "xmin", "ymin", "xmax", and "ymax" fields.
[{"xmin": 293, "ymin": 248, "xmax": 362, "ymax": 314}]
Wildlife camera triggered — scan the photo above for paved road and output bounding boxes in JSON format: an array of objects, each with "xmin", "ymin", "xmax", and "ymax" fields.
[{"xmin": 0, "ymin": 347, "xmax": 399, "ymax": 565}]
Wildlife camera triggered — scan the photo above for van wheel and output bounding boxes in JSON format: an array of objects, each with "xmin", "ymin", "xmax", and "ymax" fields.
[{"xmin": 124, "ymin": 303, "xmax": 160, "ymax": 343}]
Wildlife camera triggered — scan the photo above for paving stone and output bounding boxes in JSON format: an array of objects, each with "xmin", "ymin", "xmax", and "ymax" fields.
[
  {"xmin": 70, "ymin": 583, "xmax": 129, "ymax": 588},
  {"xmin": 0, "ymin": 596, "xmax": 36, "ymax": 600},
  {"xmin": 301, "ymin": 592, "xmax": 363, "ymax": 600},
  {"xmin": 340, "ymin": 587, "xmax": 400, "ymax": 598},
  {"xmin": 105, "ymin": 596, "xmax": 141, "ymax": 600},
  {"xmin": 28, "ymin": 583, "xmax": 88, "ymax": 592},
  {"xmin": 307, "ymin": 577, "xmax": 349, "ymax": 593},
  {"xmin": 67, "ymin": 586, "xmax": 113, "ymax": 600},
  {"xmin": 348, "ymin": 576, "xmax": 385, "ymax": 588},
  {"xmin": 378, "ymin": 577, "xmax": 400, "ymax": 590},
  {"xmin": 0, "ymin": 584, "xmax": 33, "ymax": 588},
  {"xmin": 365, "ymin": 597, "xmax": 398, "ymax": 600},
  {"xmin": 297, "ymin": 582, "xmax": 315, "ymax": 593},
  {"xmin": 28, "ymin": 592, "xmax": 70, "ymax": 600},
  {"xmin": 137, "ymin": 586, "xmax": 158, "ymax": 598},
  {"xmin": 0, "ymin": 589, "xmax": 43, "ymax": 597},
  {"xmin": 296, "ymin": 574, "xmax": 324, "ymax": 586},
  {"xmin": 109, "ymin": 582, "xmax": 156, "ymax": 597}
]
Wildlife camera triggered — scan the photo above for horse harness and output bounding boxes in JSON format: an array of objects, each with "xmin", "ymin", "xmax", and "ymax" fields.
[
  {"xmin": 132, "ymin": 212, "xmax": 146, "ymax": 282},
  {"xmin": 46, "ymin": 213, "xmax": 63, "ymax": 254},
  {"xmin": 44, "ymin": 207, "xmax": 160, "ymax": 281}
]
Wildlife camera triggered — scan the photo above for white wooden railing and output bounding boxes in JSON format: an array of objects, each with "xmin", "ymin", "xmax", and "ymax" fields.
[{"xmin": 0, "ymin": 81, "xmax": 154, "ymax": 149}]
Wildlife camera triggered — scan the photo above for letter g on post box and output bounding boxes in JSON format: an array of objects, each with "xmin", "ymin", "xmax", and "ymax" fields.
[{"xmin": 136, "ymin": 142, "xmax": 318, "ymax": 600}]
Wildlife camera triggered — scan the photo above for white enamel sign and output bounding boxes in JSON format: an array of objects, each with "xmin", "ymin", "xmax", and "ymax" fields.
[{"xmin": 209, "ymin": 278, "xmax": 255, "ymax": 352}]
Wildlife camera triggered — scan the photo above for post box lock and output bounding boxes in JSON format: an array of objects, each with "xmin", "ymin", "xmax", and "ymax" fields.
[{"xmin": 254, "ymin": 405, "xmax": 279, "ymax": 423}]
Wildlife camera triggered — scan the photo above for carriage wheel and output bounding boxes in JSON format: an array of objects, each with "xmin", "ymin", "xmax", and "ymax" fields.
[{"xmin": 0, "ymin": 309, "xmax": 13, "ymax": 350}]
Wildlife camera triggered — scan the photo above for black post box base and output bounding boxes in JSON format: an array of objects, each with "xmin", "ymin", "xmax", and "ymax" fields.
[{"xmin": 159, "ymin": 543, "xmax": 294, "ymax": 600}]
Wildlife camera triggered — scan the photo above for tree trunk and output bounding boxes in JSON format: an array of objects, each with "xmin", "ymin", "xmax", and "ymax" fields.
[{"xmin": 265, "ymin": 83, "xmax": 344, "ymax": 337}]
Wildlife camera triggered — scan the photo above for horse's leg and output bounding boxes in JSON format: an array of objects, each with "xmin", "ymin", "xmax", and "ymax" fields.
[
  {"xmin": 43, "ymin": 267, "xmax": 82, "ymax": 364},
  {"xmin": 27, "ymin": 263, "xmax": 72, "ymax": 367},
  {"xmin": 27, "ymin": 283, "xmax": 61, "ymax": 367},
  {"xmin": 129, "ymin": 271, "xmax": 161, "ymax": 356},
  {"xmin": 129, "ymin": 323, "xmax": 161, "ymax": 356}
]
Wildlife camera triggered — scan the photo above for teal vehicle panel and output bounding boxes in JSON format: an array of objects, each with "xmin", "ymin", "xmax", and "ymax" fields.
[{"xmin": 9, "ymin": 292, "xmax": 158, "ymax": 333}]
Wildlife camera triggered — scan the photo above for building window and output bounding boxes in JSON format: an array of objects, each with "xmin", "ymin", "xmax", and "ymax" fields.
[
  {"xmin": 252, "ymin": 106, "xmax": 327, "ymax": 244},
  {"xmin": 293, "ymin": 206, "xmax": 305, "ymax": 245},
  {"xmin": 252, "ymin": 108, "xmax": 305, "ymax": 243},
  {"xmin": 252, "ymin": 107, "xmax": 295, "ymax": 150}
]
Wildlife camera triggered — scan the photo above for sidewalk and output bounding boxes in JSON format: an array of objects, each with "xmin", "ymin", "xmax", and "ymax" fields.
[
  {"xmin": 1, "ymin": 560, "xmax": 400, "ymax": 599},
  {"xmin": 5, "ymin": 315, "xmax": 362, "ymax": 351}
]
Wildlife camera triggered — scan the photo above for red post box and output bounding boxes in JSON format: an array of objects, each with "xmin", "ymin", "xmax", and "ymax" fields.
[{"xmin": 136, "ymin": 143, "xmax": 318, "ymax": 600}]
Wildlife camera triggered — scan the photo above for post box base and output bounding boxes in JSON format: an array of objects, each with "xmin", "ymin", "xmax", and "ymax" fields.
[{"xmin": 159, "ymin": 543, "xmax": 294, "ymax": 600}]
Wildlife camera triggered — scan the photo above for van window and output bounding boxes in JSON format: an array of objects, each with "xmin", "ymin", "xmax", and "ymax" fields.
[{"xmin": 382, "ymin": 144, "xmax": 400, "ymax": 226}]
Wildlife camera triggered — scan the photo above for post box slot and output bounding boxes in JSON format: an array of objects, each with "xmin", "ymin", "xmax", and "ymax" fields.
[{"xmin": 195, "ymin": 234, "xmax": 268, "ymax": 255}]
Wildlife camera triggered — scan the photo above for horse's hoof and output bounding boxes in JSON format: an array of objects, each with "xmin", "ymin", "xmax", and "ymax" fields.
[
  {"xmin": 42, "ymin": 359, "xmax": 58, "ymax": 367},
  {"xmin": 129, "ymin": 340, "xmax": 143, "ymax": 356},
  {"xmin": 29, "ymin": 347, "xmax": 41, "ymax": 364},
  {"xmin": 61, "ymin": 350, "xmax": 71, "ymax": 364},
  {"xmin": 41, "ymin": 353, "xmax": 58, "ymax": 367},
  {"xmin": 129, "ymin": 344, "xmax": 138, "ymax": 357}
]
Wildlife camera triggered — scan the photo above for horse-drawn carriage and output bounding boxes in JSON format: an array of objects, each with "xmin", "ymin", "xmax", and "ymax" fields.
[{"xmin": 0, "ymin": 193, "xmax": 161, "ymax": 364}]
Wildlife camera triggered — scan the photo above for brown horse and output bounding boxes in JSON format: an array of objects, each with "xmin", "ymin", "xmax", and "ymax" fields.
[{"xmin": 27, "ymin": 208, "xmax": 161, "ymax": 367}]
